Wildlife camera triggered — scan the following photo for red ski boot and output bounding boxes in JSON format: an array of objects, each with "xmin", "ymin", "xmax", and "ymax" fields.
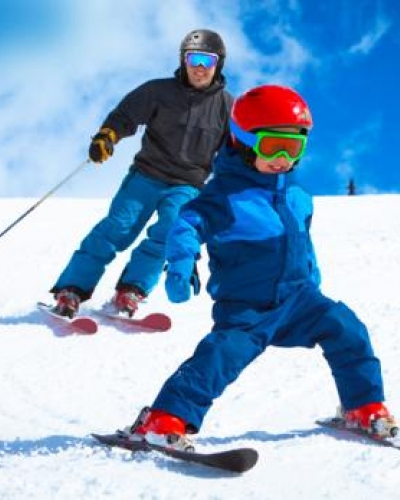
[
  {"xmin": 112, "ymin": 287, "xmax": 146, "ymax": 317},
  {"xmin": 342, "ymin": 402, "xmax": 398, "ymax": 438},
  {"xmin": 54, "ymin": 289, "xmax": 81, "ymax": 318},
  {"xmin": 125, "ymin": 407, "xmax": 194, "ymax": 451}
]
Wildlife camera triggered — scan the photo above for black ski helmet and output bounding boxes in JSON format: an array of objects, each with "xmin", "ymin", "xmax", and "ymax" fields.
[{"xmin": 180, "ymin": 29, "xmax": 226, "ymax": 77}]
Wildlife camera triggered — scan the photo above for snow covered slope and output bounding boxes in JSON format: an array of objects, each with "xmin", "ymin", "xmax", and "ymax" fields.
[{"xmin": 0, "ymin": 195, "xmax": 399, "ymax": 499}]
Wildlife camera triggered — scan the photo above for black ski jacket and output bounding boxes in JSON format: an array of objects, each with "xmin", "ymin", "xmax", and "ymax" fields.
[{"xmin": 102, "ymin": 69, "xmax": 233, "ymax": 188}]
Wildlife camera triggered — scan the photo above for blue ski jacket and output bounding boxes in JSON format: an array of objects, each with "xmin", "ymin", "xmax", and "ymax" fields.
[{"xmin": 166, "ymin": 142, "xmax": 321, "ymax": 309}]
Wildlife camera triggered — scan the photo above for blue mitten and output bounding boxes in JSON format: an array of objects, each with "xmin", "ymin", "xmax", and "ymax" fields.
[{"xmin": 165, "ymin": 261, "xmax": 201, "ymax": 303}]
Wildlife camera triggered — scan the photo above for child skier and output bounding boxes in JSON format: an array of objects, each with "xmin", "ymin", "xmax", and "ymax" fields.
[{"xmin": 119, "ymin": 84, "xmax": 398, "ymax": 450}]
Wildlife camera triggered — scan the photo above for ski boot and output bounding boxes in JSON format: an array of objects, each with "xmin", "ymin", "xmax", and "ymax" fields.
[
  {"xmin": 122, "ymin": 407, "xmax": 195, "ymax": 452},
  {"xmin": 54, "ymin": 289, "xmax": 81, "ymax": 318},
  {"xmin": 112, "ymin": 286, "xmax": 146, "ymax": 317},
  {"xmin": 341, "ymin": 402, "xmax": 399, "ymax": 438}
]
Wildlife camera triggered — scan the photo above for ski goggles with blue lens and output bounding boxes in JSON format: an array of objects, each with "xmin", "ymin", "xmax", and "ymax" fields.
[
  {"xmin": 230, "ymin": 119, "xmax": 307, "ymax": 162},
  {"xmin": 185, "ymin": 51, "xmax": 219, "ymax": 69}
]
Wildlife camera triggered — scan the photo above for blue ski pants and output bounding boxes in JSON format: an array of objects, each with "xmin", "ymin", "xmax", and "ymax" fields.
[
  {"xmin": 52, "ymin": 170, "xmax": 199, "ymax": 298},
  {"xmin": 152, "ymin": 284, "xmax": 384, "ymax": 431}
]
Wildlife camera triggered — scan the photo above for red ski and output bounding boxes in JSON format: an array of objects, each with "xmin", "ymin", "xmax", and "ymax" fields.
[
  {"xmin": 97, "ymin": 310, "xmax": 172, "ymax": 332},
  {"xmin": 37, "ymin": 302, "xmax": 98, "ymax": 335}
]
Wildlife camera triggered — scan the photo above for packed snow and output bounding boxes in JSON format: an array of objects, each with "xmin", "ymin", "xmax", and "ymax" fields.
[{"xmin": 0, "ymin": 194, "xmax": 399, "ymax": 499}]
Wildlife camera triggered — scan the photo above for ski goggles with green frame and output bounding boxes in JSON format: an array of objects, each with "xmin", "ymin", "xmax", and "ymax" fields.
[
  {"xmin": 230, "ymin": 119, "xmax": 308, "ymax": 162},
  {"xmin": 185, "ymin": 51, "xmax": 219, "ymax": 69}
]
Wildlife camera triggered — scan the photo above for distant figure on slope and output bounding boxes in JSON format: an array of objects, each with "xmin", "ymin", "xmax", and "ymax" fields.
[
  {"xmin": 49, "ymin": 29, "xmax": 233, "ymax": 318},
  {"xmin": 119, "ymin": 84, "xmax": 398, "ymax": 451},
  {"xmin": 347, "ymin": 178, "xmax": 356, "ymax": 195}
]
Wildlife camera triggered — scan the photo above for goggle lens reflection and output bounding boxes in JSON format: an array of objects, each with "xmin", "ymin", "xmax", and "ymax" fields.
[{"xmin": 185, "ymin": 51, "xmax": 219, "ymax": 69}]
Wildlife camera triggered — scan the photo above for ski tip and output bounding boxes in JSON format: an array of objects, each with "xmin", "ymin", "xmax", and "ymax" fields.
[
  {"xmin": 210, "ymin": 447, "xmax": 259, "ymax": 473},
  {"xmin": 234, "ymin": 448, "xmax": 259, "ymax": 473},
  {"xmin": 71, "ymin": 317, "xmax": 98, "ymax": 335},
  {"xmin": 143, "ymin": 313, "xmax": 172, "ymax": 332}
]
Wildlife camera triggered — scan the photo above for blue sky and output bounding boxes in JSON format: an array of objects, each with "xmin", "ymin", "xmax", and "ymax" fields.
[{"xmin": 1, "ymin": 0, "xmax": 399, "ymax": 197}]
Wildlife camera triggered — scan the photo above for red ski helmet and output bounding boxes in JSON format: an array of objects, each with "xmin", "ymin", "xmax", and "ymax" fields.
[{"xmin": 231, "ymin": 84, "xmax": 313, "ymax": 132}]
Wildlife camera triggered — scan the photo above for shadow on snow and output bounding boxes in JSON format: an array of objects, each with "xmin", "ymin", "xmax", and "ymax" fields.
[{"xmin": 0, "ymin": 434, "xmax": 92, "ymax": 455}]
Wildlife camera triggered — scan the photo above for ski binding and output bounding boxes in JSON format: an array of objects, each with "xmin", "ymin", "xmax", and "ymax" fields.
[
  {"xmin": 316, "ymin": 416, "xmax": 400, "ymax": 449},
  {"xmin": 37, "ymin": 302, "xmax": 98, "ymax": 335}
]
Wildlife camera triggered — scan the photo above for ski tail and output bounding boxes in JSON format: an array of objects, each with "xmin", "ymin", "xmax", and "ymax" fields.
[{"xmin": 316, "ymin": 417, "xmax": 400, "ymax": 449}]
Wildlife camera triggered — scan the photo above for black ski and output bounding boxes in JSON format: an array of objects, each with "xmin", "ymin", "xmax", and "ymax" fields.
[
  {"xmin": 316, "ymin": 417, "xmax": 400, "ymax": 449},
  {"xmin": 91, "ymin": 432, "xmax": 258, "ymax": 473}
]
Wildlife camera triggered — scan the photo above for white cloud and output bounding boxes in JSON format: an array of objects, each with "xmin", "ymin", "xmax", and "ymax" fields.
[
  {"xmin": 348, "ymin": 15, "xmax": 391, "ymax": 55},
  {"xmin": 0, "ymin": 0, "xmax": 312, "ymax": 198},
  {"xmin": 333, "ymin": 116, "xmax": 382, "ymax": 190}
]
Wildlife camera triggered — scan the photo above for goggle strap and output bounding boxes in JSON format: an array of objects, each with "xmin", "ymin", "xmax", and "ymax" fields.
[{"xmin": 229, "ymin": 119, "xmax": 258, "ymax": 148}]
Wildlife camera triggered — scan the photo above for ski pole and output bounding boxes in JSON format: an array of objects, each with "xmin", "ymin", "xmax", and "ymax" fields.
[{"xmin": 0, "ymin": 159, "xmax": 91, "ymax": 241}]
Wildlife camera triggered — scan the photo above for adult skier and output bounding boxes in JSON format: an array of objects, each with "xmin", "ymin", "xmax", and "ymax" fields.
[{"xmin": 50, "ymin": 29, "xmax": 233, "ymax": 318}]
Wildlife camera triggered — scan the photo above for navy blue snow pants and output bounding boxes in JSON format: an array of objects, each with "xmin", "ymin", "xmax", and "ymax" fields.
[
  {"xmin": 52, "ymin": 170, "xmax": 199, "ymax": 298},
  {"xmin": 152, "ymin": 285, "xmax": 384, "ymax": 431}
]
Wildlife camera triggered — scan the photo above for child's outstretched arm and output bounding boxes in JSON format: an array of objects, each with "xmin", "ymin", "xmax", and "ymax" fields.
[{"xmin": 165, "ymin": 210, "xmax": 205, "ymax": 303}]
